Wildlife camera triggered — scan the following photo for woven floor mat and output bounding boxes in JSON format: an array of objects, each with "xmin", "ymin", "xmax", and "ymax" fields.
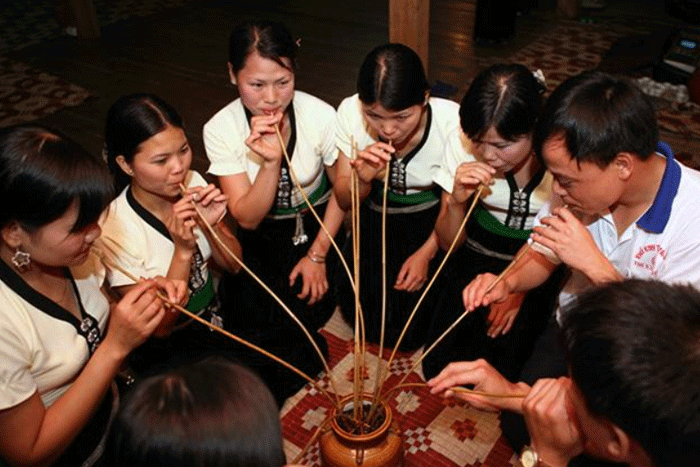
[{"xmin": 280, "ymin": 310, "xmax": 519, "ymax": 467}]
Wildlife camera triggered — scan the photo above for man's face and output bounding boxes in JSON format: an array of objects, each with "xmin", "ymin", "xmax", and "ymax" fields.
[{"xmin": 543, "ymin": 136, "xmax": 625, "ymax": 216}]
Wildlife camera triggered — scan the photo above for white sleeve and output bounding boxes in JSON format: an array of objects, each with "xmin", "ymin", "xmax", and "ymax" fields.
[
  {"xmin": 98, "ymin": 210, "xmax": 150, "ymax": 287},
  {"xmin": 434, "ymin": 129, "xmax": 472, "ymax": 193},
  {"xmin": 530, "ymin": 200, "xmax": 562, "ymax": 264},
  {"xmin": 335, "ymin": 96, "xmax": 357, "ymax": 158},
  {"xmin": 203, "ymin": 111, "xmax": 247, "ymax": 177},
  {"xmin": 319, "ymin": 105, "xmax": 338, "ymax": 166},
  {"xmin": 0, "ymin": 297, "xmax": 37, "ymax": 409}
]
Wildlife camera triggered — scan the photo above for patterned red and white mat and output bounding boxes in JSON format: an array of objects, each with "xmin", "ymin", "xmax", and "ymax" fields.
[{"xmin": 280, "ymin": 311, "xmax": 518, "ymax": 467}]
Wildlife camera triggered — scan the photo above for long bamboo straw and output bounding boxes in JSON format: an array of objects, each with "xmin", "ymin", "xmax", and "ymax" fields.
[
  {"xmin": 353, "ymin": 142, "xmax": 367, "ymax": 400},
  {"xmin": 384, "ymin": 283, "xmax": 506, "ymax": 399},
  {"xmin": 368, "ymin": 151, "xmax": 392, "ymax": 419},
  {"xmin": 450, "ymin": 387, "xmax": 527, "ymax": 398},
  {"xmin": 290, "ymin": 416, "xmax": 334, "ymax": 464},
  {"xmin": 380, "ymin": 382, "xmax": 526, "ymax": 401},
  {"xmin": 350, "ymin": 153, "xmax": 361, "ymax": 420},
  {"xmin": 378, "ymin": 185, "xmax": 486, "ymax": 393},
  {"xmin": 91, "ymin": 247, "xmax": 338, "ymax": 407},
  {"xmin": 484, "ymin": 242, "xmax": 533, "ymax": 294},
  {"xmin": 274, "ymin": 125, "xmax": 356, "ymax": 293},
  {"xmin": 373, "ymin": 161, "xmax": 391, "ymax": 389},
  {"xmin": 178, "ymin": 184, "xmax": 341, "ymax": 404},
  {"xmin": 484, "ymin": 203, "xmax": 570, "ymax": 294}
]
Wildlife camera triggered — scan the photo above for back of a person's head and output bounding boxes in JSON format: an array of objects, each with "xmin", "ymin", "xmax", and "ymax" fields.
[
  {"xmin": 533, "ymin": 71, "xmax": 658, "ymax": 168},
  {"xmin": 109, "ymin": 358, "xmax": 285, "ymax": 467},
  {"xmin": 562, "ymin": 280, "xmax": 700, "ymax": 467}
]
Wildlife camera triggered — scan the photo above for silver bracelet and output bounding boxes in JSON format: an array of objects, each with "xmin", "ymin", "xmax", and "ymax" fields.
[{"xmin": 307, "ymin": 250, "xmax": 326, "ymax": 264}]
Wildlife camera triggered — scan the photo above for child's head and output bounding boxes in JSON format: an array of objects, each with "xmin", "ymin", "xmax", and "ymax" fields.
[
  {"xmin": 460, "ymin": 64, "xmax": 544, "ymax": 172},
  {"xmin": 356, "ymin": 43, "xmax": 430, "ymax": 145},
  {"xmin": 228, "ymin": 21, "xmax": 296, "ymax": 117},
  {"xmin": 104, "ymin": 93, "xmax": 189, "ymax": 195},
  {"xmin": 109, "ymin": 358, "xmax": 285, "ymax": 467}
]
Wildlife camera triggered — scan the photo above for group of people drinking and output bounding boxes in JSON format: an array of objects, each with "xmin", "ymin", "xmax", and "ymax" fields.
[{"xmin": 1, "ymin": 18, "xmax": 699, "ymax": 467}]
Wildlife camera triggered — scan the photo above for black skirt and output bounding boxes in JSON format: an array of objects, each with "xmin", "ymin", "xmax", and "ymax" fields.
[
  {"xmin": 336, "ymin": 196, "xmax": 443, "ymax": 351},
  {"xmin": 52, "ymin": 382, "xmax": 118, "ymax": 467},
  {"xmin": 217, "ymin": 200, "xmax": 343, "ymax": 404}
]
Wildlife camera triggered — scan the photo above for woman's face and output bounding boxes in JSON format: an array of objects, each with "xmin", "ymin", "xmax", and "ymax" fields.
[
  {"xmin": 471, "ymin": 127, "xmax": 533, "ymax": 173},
  {"xmin": 19, "ymin": 201, "xmax": 101, "ymax": 268},
  {"xmin": 231, "ymin": 51, "xmax": 295, "ymax": 116},
  {"xmin": 121, "ymin": 125, "xmax": 192, "ymax": 199},
  {"xmin": 361, "ymin": 102, "xmax": 425, "ymax": 147}
]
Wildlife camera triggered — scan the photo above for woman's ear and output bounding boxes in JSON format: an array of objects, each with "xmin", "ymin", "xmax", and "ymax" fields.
[
  {"xmin": 228, "ymin": 62, "xmax": 237, "ymax": 86},
  {"xmin": 1, "ymin": 222, "xmax": 23, "ymax": 249},
  {"xmin": 115, "ymin": 155, "xmax": 134, "ymax": 177}
]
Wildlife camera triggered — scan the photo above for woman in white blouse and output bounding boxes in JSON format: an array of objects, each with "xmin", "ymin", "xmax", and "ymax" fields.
[
  {"xmin": 333, "ymin": 43, "xmax": 460, "ymax": 351},
  {"xmin": 203, "ymin": 20, "xmax": 346, "ymax": 399},
  {"xmin": 0, "ymin": 125, "xmax": 184, "ymax": 466}
]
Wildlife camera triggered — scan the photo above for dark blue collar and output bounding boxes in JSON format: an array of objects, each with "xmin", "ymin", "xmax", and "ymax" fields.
[{"xmin": 636, "ymin": 142, "xmax": 681, "ymax": 234}]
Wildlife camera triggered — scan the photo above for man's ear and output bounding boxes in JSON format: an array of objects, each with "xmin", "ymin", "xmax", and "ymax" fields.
[
  {"xmin": 613, "ymin": 152, "xmax": 634, "ymax": 181},
  {"xmin": 228, "ymin": 62, "xmax": 236, "ymax": 86},
  {"xmin": 1, "ymin": 222, "xmax": 24, "ymax": 249},
  {"xmin": 604, "ymin": 421, "xmax": 632, "ymax": 461}
]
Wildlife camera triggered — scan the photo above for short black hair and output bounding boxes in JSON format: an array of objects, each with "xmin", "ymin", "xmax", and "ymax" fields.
[
  {"xmin": 562, "ymin": 280, "xmax": 700, "ymax": 467},
  {"xmin": 0, "ymin": 125, "xmax": 112, "ymax": 233},
  {"xmin": 460, "ymin": 63, "xmax": 545, "ymax": 141},
  {"xmin": 357, "ymin": 43, "xmax": 429, "ymax": 111},
  {"xmin": 104, "ymin": 93, "xmax": 184, "ymax": 192},
  {"xmin": 109, "ymin": 358, "xmax": 285, "ymax": 467},
  {"xmin": 228, "ymin": 20, "xmax": 297, "ymax": 74},
  {"xmin": 534, "ymin": 71, "xmax": 658, "ymax": 168}
]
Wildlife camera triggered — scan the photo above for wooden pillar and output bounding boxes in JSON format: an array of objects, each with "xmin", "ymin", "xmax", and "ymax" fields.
[
  {"xmin": 67, "ymin": 0, "xmax": 100, "ymax": 39},
  {"xmin": 389, "ymin": 0, "xmax": 430, "ymax": 72}
]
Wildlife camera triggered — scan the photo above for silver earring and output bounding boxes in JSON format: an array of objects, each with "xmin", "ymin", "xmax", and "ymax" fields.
[{"xmin": 11, "ymin": 248, "xmax": 30, "ymax": 271}]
